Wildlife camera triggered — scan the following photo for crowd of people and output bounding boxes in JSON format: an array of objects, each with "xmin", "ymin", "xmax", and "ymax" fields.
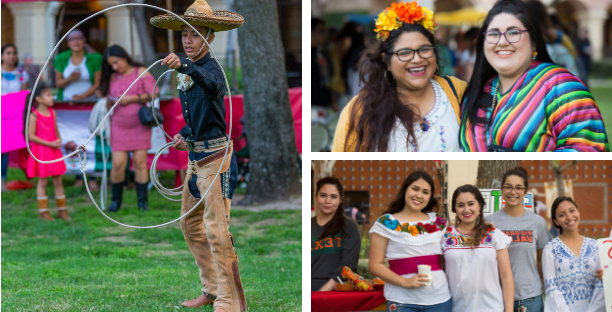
[
  {"xmin": 313, "ymin": 0, "xmax": 604, "ymax": 152},
  {"xmin": 311, "ymin": 166, "xmax": 605, "ymax": 312},
  {"xmin": 1, "ymin": 29, "xmax": 159, "ymax": 217}
]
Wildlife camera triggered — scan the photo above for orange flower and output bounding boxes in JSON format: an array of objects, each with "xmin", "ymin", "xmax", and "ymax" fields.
[
  {"xmin": 408, "ymin": 225, "xmax": 419, "ymax": 236},
  {"xmin": 390, "ymin": 2, "xmax": 424, "ymax": 24}
]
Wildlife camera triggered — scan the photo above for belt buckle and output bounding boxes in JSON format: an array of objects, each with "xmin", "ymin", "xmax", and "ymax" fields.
[{"xmin": 186, "ymin": 140, "xmax": 196, "ymax": 152}]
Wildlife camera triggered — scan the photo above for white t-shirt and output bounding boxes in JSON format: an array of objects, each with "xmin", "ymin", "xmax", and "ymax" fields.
[
  {"xmin": 369, "ymin": 212, "xmax": 451, "ymax": 305},
  {"xmin": 62, "ymin": 56, "xmax": 91, "ymax": 100},
  {"xmin": 1, "ymin": 68, "xmax": 29, "ymax": 95},
  {"xmin": 388, "ymin": 79, "xmax": 462, "ymax": 152},
  {"xmin": 441, "ymin": 226, "xmax": 512, "ymax": 312}
]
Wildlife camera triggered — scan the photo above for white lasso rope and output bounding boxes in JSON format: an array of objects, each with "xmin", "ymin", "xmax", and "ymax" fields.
[{"xmin": 26, "ymin": 3, "xmax": 233, "ymax": 229}]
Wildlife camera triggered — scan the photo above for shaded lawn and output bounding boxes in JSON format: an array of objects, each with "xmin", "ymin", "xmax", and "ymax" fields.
[{"xmin": 1, "ymin": 169, "xmax": 301, "ymax": 311}]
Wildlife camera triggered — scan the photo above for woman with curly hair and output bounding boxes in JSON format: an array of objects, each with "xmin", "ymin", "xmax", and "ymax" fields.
[{"xmin": 332, "ymin": 2, "xmax": 466, "ymax": 152}]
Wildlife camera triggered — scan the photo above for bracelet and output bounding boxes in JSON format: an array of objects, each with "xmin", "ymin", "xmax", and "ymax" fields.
[{"xmin": 138, "ymin": 94, "xmax": 142, "ymax": 104}]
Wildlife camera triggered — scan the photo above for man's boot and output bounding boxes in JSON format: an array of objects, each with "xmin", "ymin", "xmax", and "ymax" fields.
[
  {"xmin": 107, "ymin": 181, "xmax": 124, "ymax": 212},
  {"xmin": 38, "ymin": 196, "xmax": 54, "ymax": 220},
  {"xmin": 136, "ymin": 182, "xmax": 149, "ymax": 211}
]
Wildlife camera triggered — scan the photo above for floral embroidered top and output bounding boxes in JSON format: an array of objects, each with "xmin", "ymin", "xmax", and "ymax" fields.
[
  {"xmin": 388, "ymin": 79, "xmax": 462, "ymax": 152},
  {"xmin": 370, "ymin": 213, "xmax": 451, "ymax": 306},
  {"xmin": 542, "ymin": 237, "xmax": 604, "ymax": 312},
  {"xmin": 441, "ymin": 226, "xmax": 512, "ymax": 312}
]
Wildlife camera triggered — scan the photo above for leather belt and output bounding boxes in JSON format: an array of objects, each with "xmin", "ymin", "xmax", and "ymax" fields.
[{"xmin": 186, "ymin": 136, "xmax": 228, "ymax": 153}]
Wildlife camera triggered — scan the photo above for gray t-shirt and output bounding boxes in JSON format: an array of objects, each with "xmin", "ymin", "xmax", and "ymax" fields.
[{"xmin": 486, "ymin": 208, "xmax": 552, "ymax": 301}]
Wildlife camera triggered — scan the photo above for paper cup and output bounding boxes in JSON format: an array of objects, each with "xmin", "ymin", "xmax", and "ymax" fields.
[{"xmin": 418, "ymin": 265, "xmax": 432, "ymax": 286}]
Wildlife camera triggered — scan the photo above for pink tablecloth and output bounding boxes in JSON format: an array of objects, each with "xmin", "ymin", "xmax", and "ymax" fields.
[{"xmin": 311, "ymin": 291, "xmax": 386, "ymax": 312}]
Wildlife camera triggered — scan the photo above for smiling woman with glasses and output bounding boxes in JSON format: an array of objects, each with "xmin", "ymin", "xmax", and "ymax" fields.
[
  {"xmin": 332, "ymin": 2, "xmax": 467, "ymax": 152},
  {"xmin": 486, "ymin": 166, "xmax": 552, "ymax": 312},
  {"xmin": 459, "ymin": 0, "xmax": 608, "ymax": 152}
]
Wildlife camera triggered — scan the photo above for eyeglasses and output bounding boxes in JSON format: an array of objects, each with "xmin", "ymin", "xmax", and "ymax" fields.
[
  {"xmin": 502, "ymin": 186, "xmax": 526, "ymax": 193},
  {"xmin": 390, "ymin": 46, "xmax": 436, "ymax": 62},
  {"xmin": 483, "ymin": 29, "xmax": 529, "ymax": 44}
]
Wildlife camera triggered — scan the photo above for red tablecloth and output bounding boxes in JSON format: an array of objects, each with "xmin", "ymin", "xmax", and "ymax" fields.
[{"xmin": 311, "ymin": 291, "xmax": 386, "ymax": 312}]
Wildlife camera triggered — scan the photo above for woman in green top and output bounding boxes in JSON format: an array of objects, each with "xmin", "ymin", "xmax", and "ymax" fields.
[{"xmin": 53, "ymin": 30, "xmax": 102, "ymax": 101}]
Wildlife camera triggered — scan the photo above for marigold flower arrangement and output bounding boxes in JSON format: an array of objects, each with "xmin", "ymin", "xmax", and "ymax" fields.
[{"xmin": 374, "ymin": 1, "xmax": 436, "ymax": 41}]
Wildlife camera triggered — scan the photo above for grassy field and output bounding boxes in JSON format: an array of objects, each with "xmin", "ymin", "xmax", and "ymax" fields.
[
  {"xmin": 591, "ymin": 86, "xmax": 612, "ymax": 140},
  {"xmin": 1, "ymin": 169, "xmax": 301, "ymax": 311}
]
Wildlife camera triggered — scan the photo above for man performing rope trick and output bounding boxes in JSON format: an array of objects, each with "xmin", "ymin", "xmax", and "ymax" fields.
[{"xmin": 151, "ymin": 1, "xmax": 246, "ymax": 311}]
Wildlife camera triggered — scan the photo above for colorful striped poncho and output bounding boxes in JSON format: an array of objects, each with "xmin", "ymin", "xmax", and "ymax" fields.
[{"xmin": 460, "ymin": 62, "xmax": 609, "ymax": 152}]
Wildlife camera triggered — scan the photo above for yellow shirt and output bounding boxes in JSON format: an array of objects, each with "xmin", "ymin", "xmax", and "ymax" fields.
[{"xmin": 331, "ymin": 76, "xmax": 467, "ymax": 152}]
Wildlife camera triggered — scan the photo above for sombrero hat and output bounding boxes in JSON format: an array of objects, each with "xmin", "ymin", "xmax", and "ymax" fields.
[{"xmin": 150, "ymin": 0, "xmax": 244, "ymax": 32}]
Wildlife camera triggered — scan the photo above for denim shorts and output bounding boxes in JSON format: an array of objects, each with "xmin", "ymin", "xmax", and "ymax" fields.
[
  {"xmin": 187, "ymin": 150, "xmax": 238, "ymax": 200},
  {"xmin": 513, "ymin": 294, "xmax": 543, "ymax": 312},
  {"xmin": 387, "ymin": 298, "xmax": 452, "ymax": 312}
]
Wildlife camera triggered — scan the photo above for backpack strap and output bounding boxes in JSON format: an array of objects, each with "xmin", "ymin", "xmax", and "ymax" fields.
[{"xmin": 443, "ymin": 75, "xmax": 459, "ymax": 103}]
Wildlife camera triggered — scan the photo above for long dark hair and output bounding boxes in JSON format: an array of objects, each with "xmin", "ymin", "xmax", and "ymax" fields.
[
  {"xmin": 385, "ymin": 171, "xmax": 438, "ymax": 215},
  {"xmin": 346, "ymin": 23, "xmax": 440, "ymax": 152},
  {"xmin": 461, "ymin": 0, "xmax": 554, "ymax": 126},
  {"xmin": 23, "ymin": 82, "xmax": 49, "ymax": 136},
  {"xmin": 100, "ymin": 45, "xmax": 145, "ymax": 96},
  {"xmin": 452, "ymin": 184, "xmax": 494, "ymax": 248},
  {"xmin": 1, "ymin": 43, "xmax": 18, "ymax": 67},
  {"xmin": 502, "ymin": 166, "xmax": 529, "ymax": 190},
  {"xmin": 316, "ymin": 177, "xmax": 350, "ymax": 240},
  {"xmin": 551, "ymin": 196, "xmax": 578, "ymax": 235}
]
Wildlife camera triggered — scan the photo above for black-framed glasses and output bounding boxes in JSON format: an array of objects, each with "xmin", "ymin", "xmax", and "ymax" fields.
[
  {"xmin": 483, "ymin": 29, "xmax": 529, "ymax": 44},
  {"xmin": 390, "ymin": 46, "xmax": 436, "ymax": 62},
  {"xmin": 502, "ymin": 185, "xmax": 526, "ymax": 193}
]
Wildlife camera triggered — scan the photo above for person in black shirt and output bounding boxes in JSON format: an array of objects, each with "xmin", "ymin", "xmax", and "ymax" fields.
[
  {"xmin": 150, "ymin": 1, "xmax": 245, "ymax": 311},
  {"xmin": 311, "ymin": 176, "xmax": 361, "ymax": 291}
]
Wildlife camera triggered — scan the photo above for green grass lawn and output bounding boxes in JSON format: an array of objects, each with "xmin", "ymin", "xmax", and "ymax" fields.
[
  {"xmin": 591, "ymin": 86, "xmax": 612, "ymax": 141},
  {"xmin": 1, "ymin": 169, "xmax": 301, "ymax": 311}
]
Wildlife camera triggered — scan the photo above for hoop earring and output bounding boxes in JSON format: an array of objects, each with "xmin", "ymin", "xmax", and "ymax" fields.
[
  {"xmin": 454, "ymin": 218, "xmax": 460, "ymax": 228},
  {"xmin": 532, "ymin": 51, "xmax": 538, "ymax": 61},
  {"xmin": 384, "ymin": 71, "xmax": 394, "ymax": 85},
  {"xmin": 476, "ymin": 215, "xmax": 480, "ymax": 226}
]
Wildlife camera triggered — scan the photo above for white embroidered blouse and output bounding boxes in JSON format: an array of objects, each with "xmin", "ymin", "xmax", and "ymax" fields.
[
  {"xmin": 387, "ymin": 79, "xmax": 462, "ymax": 152},
  {"xmin": 441, "ymin": 226, "xmax": 512, "ymax": 312},
  {"xmin": 369, "ymin": 212, "xmax": 451, "ymax": 305},
  {"xmin": 543, "ymin": 237, "xmax": 604, "ymax": 312}
]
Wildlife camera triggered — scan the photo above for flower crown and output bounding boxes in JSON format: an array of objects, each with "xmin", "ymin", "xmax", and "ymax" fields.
[{"xmin": 374, "ymin": 2, "xmax": 436, "ymax": 41}]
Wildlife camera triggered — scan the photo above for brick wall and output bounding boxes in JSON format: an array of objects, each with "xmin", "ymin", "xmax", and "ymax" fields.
[{"xmin": 325, "ymin": 160, "xmax": 611, "ymax": 238}]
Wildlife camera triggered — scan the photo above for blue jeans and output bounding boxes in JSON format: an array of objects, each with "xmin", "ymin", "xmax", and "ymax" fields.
[
  {"xmin": 513, "ymin": 295, "xmax": 543, "ymax": 312},
  {"xmin": 387, "ymin": 299, "xmax": 452, "ymax": 312},
  {"xmin": 1, "ymin": 153, "xmax": 8, "ymax": 180},
  {"xmin": 188, "ymin": 150, "xmax": 238, "ymax": 200}
]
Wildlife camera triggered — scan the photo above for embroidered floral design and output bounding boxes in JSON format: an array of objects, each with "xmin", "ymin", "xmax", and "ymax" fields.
[
  {"xmin": 389, "ymin": 303, "xmax": 397, "ymax": 311},
  {"xmin": 440, "ymin": 125, "xmax": 446, "ymax": 151},
  {"xmin": 378, "ymin": 214, "xmax": 445, "ymax": 236}
]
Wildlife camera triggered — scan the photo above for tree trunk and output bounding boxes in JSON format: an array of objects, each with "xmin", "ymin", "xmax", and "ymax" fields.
[
  {"xmin": 235, "ymin": 0, "xmax": 300, "ymax": 204},
  {"xmin": 132, "ymin": 0, "xmax": 157, "ymax": 64},
  {"xmin": 476, "ymin": 160, "xmax": 520, "ymax": 188},
  {"xmin": 549, "ymin": 160, "xmax": 588, "ymax": 198}
]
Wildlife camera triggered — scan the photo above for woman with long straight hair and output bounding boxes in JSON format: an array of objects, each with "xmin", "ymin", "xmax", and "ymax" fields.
[
  {"xmin": 332, "ymin": 2, "xmax": 466, "ymax": 152},
  {"xmin": 369, "ymin": 171, "xmax": 451, "ymax": 311},
  {"xmin": 543, "ymin": 197, "xmax": 604, "ymax": 312},
  {"xmin": 459, "ymin": 0, "xmax": 608, "ymax": 152},
  {"xmin": 442, "ymin": 184, "xmax": 514, "ymax": 312},
  {"xmin": 311, "ymin": 176, "xmax": 360, "ymax": 291},
  {"xmin": 486, "ymin": 167, "xmax": 552, "ymax": 312},
  {"xmin": 100, "ymin": 45, "xmax": 157, "ymax": 212}
]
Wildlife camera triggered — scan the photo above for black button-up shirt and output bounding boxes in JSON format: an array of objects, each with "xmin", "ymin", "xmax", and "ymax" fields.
[{"xmin": 176, "ymin": 53, "xmax": 226, "ymax": 141}]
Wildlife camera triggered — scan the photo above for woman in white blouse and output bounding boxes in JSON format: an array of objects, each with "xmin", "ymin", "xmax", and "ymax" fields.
[
  {"xmin": 441, "ymin": 184, "xmax": 514, "ymax": 312},
  {"xmin": 369, "ymin": 171, "xmax": 451, "ymax": 312},
  {"xmin": 543, "ymin": 197, "xmax": 604, "ymax": 312}
]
